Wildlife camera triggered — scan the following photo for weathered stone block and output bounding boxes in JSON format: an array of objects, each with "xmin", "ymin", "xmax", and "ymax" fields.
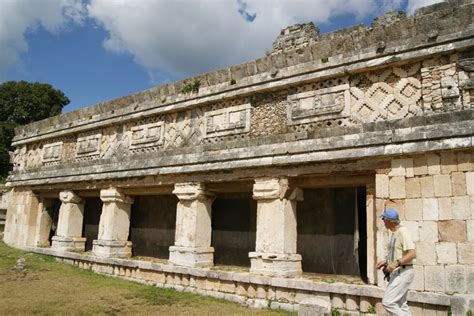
[
  {"xmin": 427, "ymin": 154, "xmax": 441, "ymax": 175},
  {"xmin": 451, "ymin": 172, "xmax": 467, "ymax": 196},
  {"xmin": 452, "ymin": 196, "xmax": 470, "ymax": 220},
  {"xmin": 433, "ymin": 175, "xmax": 452, "ymax": 197},
  {"xmin": 345, "ymin": 295, "xmax": 359, "ymax": 311},
  {"xmin": 457, "ymin": 152, "xmax": 472, "ymax": 172},
  {"xmin": 440, "ymin": 152, "xmax": 457, "ymax": 174},
  {"xmin": 435, "ymin": 242, "xmax": 457, "ymax": 264},
  {"xmin": 468, "ymin": 220, "xmax": 474, "ymax": 241},
  {"xmin": 413, "ymin": 156, "xmax": 428, "ymax": 176},
  {"xmin": 389, "ymin": 176, "xmax": 406, "ymax": 199},
  {"xmin": 458, "ymin": 242, "xmax": 474, "ymax": 264},
  {"xmin": 424, "ymin": 265, "xmax": 445, "ymax": 292},
  {"xmin": 466, "ymin": 172, "xmax": 474, "ymax": 196},
  {"xmin": 420, "ymin": 176, "xmax": 435, "ymax": 197},
  {"xmin": 467, "ymin": 266, "xmax": 474, "ymax": 294},
  {"xmin": 439, "ymin": 220, "xmax": 467, "ymax": 242},
  {"xmin": 331, "ymin": 294, "xmax": 344, "ymax": 309},
  {"xmin": 409, "ymin": 265, "xmax": 424, "ymax": 291},
  {"xmin": 445, "ymin": 265, "xmax": 466, "ymax": 294},
  {"xmin": 406, "ymin": 178, "xmax": 421, "ymax": 198},
  {"xmin": 416, "ymin": 241, "xmax": 437, "ymax": 265},
  {"xmin": 422, "ymin": 198, "xmax": 439, "ymax": 220},
  {"xmin": 419, "ymin": 221, "xmax": 438, "ymax": 242},
  {"xmin": 405, "ymin": 199, "xmax": 423, "ymax": 220},
  {"xmin": 438, "ymin": 197, "xmax": 453, "ymax": 220},
  {"xmin": 298, "ymin": 297, "xmax": 330, "ymax": 316},
  {"xmin": 375, "ymin": 174, "xmax": 389, "ymax": 198},
  {"xmin": 390, "ymin": 159, "xmax": 406, "ymax": 176}
]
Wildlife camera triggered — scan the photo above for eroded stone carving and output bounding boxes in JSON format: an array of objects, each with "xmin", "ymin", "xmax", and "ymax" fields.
[
  {"xmin": 42, "ymin": 141, "xmax": 63, "ymax": 163},
  {"xmin": 204, "ymin": 103, "xmax": 251, "ymax": 138},
  {"xmin": 441, "ymin": 76, "xmax": 461, "ymax": 110},
  {"xmin": 76, "ymin": 134, "xmax": 101, "ymax": 158},
  {"xmin": 130, "ymin": 121, "xmax": 164, "ymax": 149},
  {"xmin": 287, "ymin": 84, "xmax": 350, "ymax": 125}
]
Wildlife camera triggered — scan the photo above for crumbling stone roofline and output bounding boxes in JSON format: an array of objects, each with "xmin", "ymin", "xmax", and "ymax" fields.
[{"xmin": 12, "ymin": 0, "xmax": 473, "ymax": 144}]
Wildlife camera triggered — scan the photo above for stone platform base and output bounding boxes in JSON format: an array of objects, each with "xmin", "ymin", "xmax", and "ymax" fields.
[
  {"xmin": 51, "ymin": 236, "xmax": 86, "ymax": 252},
  {"xmin": 92, "ymin": 240, "xmax": 132, "ymax": 258},
  {"xmin": 169, "ymin": 246, "xmax": 214, "ymax": 268},
  {"xmin": 249, "ymin": 252, "xmax": 302, "ymax": 277}
]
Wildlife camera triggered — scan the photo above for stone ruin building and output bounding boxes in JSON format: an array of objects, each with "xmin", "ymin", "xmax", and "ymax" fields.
[{"xmin": 3, "ymin": 0, "xmax": 474, "ymax": 314}]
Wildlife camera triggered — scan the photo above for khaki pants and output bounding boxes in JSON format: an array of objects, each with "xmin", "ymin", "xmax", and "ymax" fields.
[{"xmin": 382, "ymin": 266, "xmax": 414, "ymax": 315}]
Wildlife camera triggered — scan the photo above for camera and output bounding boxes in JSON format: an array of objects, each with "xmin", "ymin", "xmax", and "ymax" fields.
[{"xmin": 382, "ymin": 263, "xmax": 390, "ymax": 282}]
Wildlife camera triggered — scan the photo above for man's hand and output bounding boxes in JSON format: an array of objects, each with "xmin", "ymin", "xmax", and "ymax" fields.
[
  {"xmin": 386, "ymin": 261, "xmax": 398, "ymax": 273},
  {"xmin": 376, "ymin": 260, "xmax": 387, "ymax": 270}
]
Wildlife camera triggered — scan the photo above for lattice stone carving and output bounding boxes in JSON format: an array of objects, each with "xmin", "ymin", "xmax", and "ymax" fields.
[
  {"xmin": 130, "ymin": 121, "xmax": 164, "ymax": 149},
  {"xmin": 287, "ymin": 84, "xmax": 350, "ymax": 125},
  {"xmin": 76, "ymin": 134, "xmax": 101, "ymax": 158},
  {"xmin": 351, "ymin": 68, "xmax": 422, "ymax": 123},
  {"xmin": 204, "ymin": 103, "xmax": 251, "ymax": 138},
  {"xmin": 42, "ymin": 141, "xmax": 63, "ymax": 163}
]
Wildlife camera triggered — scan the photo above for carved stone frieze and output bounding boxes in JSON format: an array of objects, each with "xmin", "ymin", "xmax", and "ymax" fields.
[
  {"xmin": 287, "ymin": 84, "xmax": 350, "ymax": 125},
  {"xmin": 204, "ymin": 103, "xmax": 251, "ymax": 138},
  {"xmin": 42, "ymin": 141, "xmax": 63, "ymax": 163},
  {"xmin": 440, "ymin": 76, "xmax": 461, "ymax": 111}
]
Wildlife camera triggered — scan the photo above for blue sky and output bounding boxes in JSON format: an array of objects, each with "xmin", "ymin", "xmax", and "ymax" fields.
[{"xmin": 0, "ymin": 0, "xmax": 441, "ymax": 113}]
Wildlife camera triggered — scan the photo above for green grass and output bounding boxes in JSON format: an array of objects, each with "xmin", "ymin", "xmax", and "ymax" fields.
[{"xmin": 0, "ymin": 241, "xmax": 294, "ymax": 315}]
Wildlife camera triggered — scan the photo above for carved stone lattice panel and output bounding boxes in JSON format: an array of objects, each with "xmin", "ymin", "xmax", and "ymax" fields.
[
  {"xmin": 287, "ymin": 84, "xmax": 350, "ymax": 125},
  {"xmin": 101, "ymin": 126, "xmax": 122, "ymax": 159},
  {"xmin": 42, "ymin": 141, "xmax": 63, "ymax": 164},
  {"xmin": 76, "ymin": 134, "xmax": 101, "ymax": 160},
  {"xmin": 164, "ymin": 109, "xmax": 204, "ymax": 149},
  {"xmin": 12, "ymin": 146, "xmax": 27, "ymax": 172},
  {"xmin": 204, "ymin": 103, "xmax": 251, "ymax": 138},
  {"xmin": 350, "ymin": 64, "xmax": 422, "ymax": 123}
]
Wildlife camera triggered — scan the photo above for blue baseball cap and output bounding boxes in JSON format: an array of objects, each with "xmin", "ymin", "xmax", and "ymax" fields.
[{"xmin": 380, "ymin": 208, "xmax": 399, "ymax": 220}]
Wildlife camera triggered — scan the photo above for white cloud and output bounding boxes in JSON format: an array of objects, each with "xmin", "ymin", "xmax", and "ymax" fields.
[
  {"xmin": 87, "ymin": 0, "xmax": 394, "ymax": 82},
  {"xmin": 0, "ymin": 0, "xmax": 85, "ymax": 80},
  {"xmin": 407, "ymin": 0, "xmax": 445, "ymax": 14}
]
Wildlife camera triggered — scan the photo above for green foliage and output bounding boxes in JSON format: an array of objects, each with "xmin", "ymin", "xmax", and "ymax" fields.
[
  {"xmin": 467, "ymin": 310, "xmax": 473, "ymax": 316},
  {"xmin": 331, "ymin": 309, "xmax": 341, "ymax": 316},
  {"xmin": 367, "ymin": 305, "xmax": 376, "ymax": 314},
  {"xmin": 180, "ymin": 79, "xmax": 201, "ymax": 94},
  {"xmin": 0, "ymin": 80, "xmax": 69, "ymax": 178}
]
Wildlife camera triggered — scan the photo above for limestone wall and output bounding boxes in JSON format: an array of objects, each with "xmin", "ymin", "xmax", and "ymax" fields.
[{"xmin": 375, "ymin": 150, "xmax": 474, "ymax": 294}]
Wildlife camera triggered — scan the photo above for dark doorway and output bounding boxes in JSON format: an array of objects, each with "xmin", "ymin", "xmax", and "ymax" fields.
[
  {"xmin": 130, "ymin": 195, "xmax": 177, "ymax": 259},
  {"xmin": 297, "ymin": 186, "xmax": 367, "ymax": 279},
  {"xmin": 47, "ymin": 198, "xmax": 61, "ymax": 244},
  {"xmin": 83, "ymin": 197, "xmax": 102, "ymax": 251},
  {"xmin": 211, "ymin": 193, "xmax": 256, "ymax": 267}
]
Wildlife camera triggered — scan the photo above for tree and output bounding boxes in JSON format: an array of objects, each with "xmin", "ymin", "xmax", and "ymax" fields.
[{"xmin": 0, "ymin": 81, "xmax": 70, "ymax": 180}]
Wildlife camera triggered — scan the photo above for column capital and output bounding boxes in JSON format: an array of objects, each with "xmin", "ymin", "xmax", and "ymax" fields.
[
  {"xmin": 59, "ymin": 190, "xmax": 82, "ymax": 204},
  {"xmin": 100, "ymin": 187, "xmax": 134, "ymax": 204},
  {"xmin": 173, "ymin": 182, "xmax": 214, "ymax": 201},
  {"xmin": 253, "ymin": 177, "xmax": 303, "ymax": 201}
]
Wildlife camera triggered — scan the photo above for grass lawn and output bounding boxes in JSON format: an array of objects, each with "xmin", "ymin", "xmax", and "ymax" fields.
[{"xmin": 0, "ymin": 241, "xmax": 294, "ymax": 315}]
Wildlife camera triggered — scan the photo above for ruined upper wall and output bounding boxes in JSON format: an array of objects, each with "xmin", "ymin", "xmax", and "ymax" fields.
[{"xmin": 12, "ymin": 0, "xmax": 473, "ymax": 144}]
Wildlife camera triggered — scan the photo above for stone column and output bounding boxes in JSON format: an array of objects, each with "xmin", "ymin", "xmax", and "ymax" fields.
[
  {"xmin": 92, "ymin": 188, "xmax": 134, "ymax": 258},
  {"xmin": 51, "ymin": 191, "xmax": 86, "ymax": 252},
  {"xmin": 249, "ymin": 177, "xmax": 303, "ymax": 277},
  {"xmin": 34, "ymin": 198, "xmax": 54, "ymax": 247},
  {"xmin": 169, "ymin": 182, "xmax": 215, "ymax": 268}
]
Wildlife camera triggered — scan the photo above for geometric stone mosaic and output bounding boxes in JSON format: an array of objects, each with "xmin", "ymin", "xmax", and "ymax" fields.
[
  {"xmin": 351, "ymin": 64, "xmax": 422, "ymax": 123},
  {"xmin": 204, "ymin": 103, "xmax": 251, "ymax": 138}
]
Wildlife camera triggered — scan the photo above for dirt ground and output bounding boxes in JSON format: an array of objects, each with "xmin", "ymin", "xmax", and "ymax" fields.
[{"xmin": 0, "ymin": 241, "xmax": 294, "ymax": 315}]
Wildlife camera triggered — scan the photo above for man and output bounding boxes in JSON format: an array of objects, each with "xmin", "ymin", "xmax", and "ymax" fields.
[{"xmin": 376, "ymin": 208, "xmax": 416, "ymax": 315}]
